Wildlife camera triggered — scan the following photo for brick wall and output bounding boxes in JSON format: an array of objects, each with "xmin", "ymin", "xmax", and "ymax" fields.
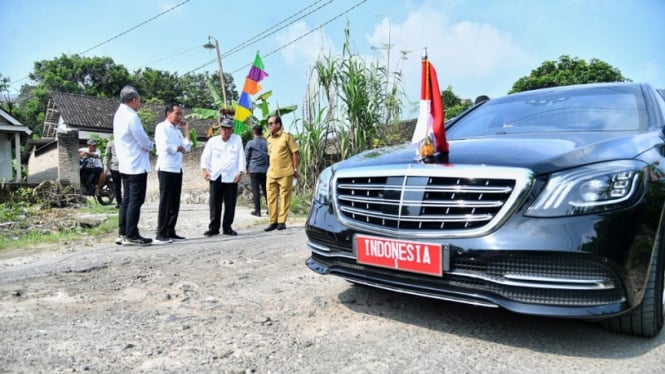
[
  {"xmin": 27, "ymin": 129, "xmax": 80, "ymax": 188},
  {"xmin": 57, "ymin": 130, "xmax": 81, "ymax": 188}
]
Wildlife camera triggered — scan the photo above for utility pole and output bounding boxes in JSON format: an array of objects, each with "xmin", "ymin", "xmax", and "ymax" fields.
[{"xmin": 204, "ymin": 36, "xmax": 227, "ymax": 109}]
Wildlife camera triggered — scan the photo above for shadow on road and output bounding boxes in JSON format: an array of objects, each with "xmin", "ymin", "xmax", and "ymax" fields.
[{"xmin": 336, "ymin": 283, "xmax": 665, "ymax": 359}]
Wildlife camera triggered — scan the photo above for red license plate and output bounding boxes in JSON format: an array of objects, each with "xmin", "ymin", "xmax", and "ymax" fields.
[{"xmin": 355, "ymin": 234, "xmax": 443, "ymax": 276}]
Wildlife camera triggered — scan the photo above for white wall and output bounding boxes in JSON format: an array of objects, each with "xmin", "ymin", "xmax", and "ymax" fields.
[{"xmin": 0, "ymin": 133, "xmax": 12, "ymax": 181}]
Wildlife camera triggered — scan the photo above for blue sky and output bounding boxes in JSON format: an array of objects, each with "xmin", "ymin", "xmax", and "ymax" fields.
[{"xmin": 1, "ymin": 0, "xmax": 664, "ymax": 122}]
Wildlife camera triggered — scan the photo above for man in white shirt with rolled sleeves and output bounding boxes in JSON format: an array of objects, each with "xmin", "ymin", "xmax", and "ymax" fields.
[
  {"xmin": 154, "ymin": 103, "xmax": 192, "ymax": 243},
  {"xmin": 113, "ymin": 85, "xmax": 153, "ymax": 246},
  {"xmin": 200, "ymin": 118, "xmax": 246, "ymax": 237}
]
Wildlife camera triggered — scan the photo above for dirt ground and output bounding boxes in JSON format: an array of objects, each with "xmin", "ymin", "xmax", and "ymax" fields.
[
  {"xmin": 0, "ymin": 203, "xmax": 325, "ymax": 373},
  {"xmin": 1, "ymin": 203, "xmax": 664, "ymax": 373}
]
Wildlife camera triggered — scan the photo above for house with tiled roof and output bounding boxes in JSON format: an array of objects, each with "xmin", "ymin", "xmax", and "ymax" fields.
[
  {"xmin": 24, "ymin": 92, "xmax": 216, "ymax": 195},
  {"xmin": 41, "ymin": 91, "xmax": 118, "ymax": 141},
  {"xmin": 41, "ymin": 91, "xmax": 213, "ymax": 142}
]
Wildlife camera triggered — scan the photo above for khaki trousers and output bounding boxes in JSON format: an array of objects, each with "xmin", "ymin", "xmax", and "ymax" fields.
[{"xmin": 267, "ymin": 175, "xmax": 294, "ymax": 224}]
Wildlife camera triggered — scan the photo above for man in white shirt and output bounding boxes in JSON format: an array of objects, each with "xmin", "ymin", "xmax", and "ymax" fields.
[
  {"xmin": 200, "ymin": 118, "xmax": 246, "ymax": 237},
  {"xmin": 154, "ymin": 103, "xmax": 192, "ymax": 243},
  {"xmin": 113, "ymin": 85, "xmax": 154, "ymax": 246}
]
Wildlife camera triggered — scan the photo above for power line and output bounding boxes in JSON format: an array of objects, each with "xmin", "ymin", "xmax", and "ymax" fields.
[
  {"xmin": 185, "ymin": 0, "xmax": 359, "ymax": 76},
  {"xmin": 225, "ymin": 0, "xmax": 333, "ymax": 56},
  {"xmin": 143, "ymin": 45, "xmax": 203, "ymax": 67},
  {"xmin": 229, "ymin": 0, "xmax": 369, "ymax": 75},
  {"xmin": 7, "ymin": 0, "xmax": 192, "ymax": 90},
  {"xmin": 152, "ymin": 0, "xmax": 333, "ymax": 73},
  {"xmin": 79, "ymin": 0, "xmax": 191, "ymax": 55}
]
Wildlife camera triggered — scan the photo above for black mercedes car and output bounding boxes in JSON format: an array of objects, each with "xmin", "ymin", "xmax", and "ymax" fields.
[{"xmin": 305, "ymin": 82, "xmax": 665, "ymax": 337}]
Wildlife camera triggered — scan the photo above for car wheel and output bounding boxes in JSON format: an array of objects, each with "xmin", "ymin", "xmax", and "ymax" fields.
[{"xmin": 602, "ymin": 239, "xmax": 665, "ymax": 337}]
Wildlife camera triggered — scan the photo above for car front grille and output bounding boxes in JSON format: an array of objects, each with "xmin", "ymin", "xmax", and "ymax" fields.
[{"xmin": 333, "ymin": 165, "xmax": 533, "ymax": 238}]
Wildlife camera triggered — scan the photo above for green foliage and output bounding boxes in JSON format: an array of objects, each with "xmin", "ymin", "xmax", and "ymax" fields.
[
  {"xmin": 133, "ymin": 67, "xmax": 180, "ymax": 104},
  {"xmin": 0, "ymin": 204, "xmax": 118, "ymax": 251},
  {"xmin": 189, "ymin": 129, "xmax": 198, "ymax": 149},
  {"xmin": 0, "ymin": 185, "xmax": 119, "ymax": 251},
  {"xmin": 510, "ymin": 55, "xmax": 630, "ymax": 93},
  {"xmin": 6, "ymin": 54, "xmax": 240, "ymax": 135},
  {"xmin": 289, "ymin": 189, "xmax": 313, "ymax": 215},
  {"xmin": 179, "ymin": 73, "xmax": 218, "ymax": 109},
  {"xmin": 137, "ymin": 107, "xmax": 157, "ymax": 135},
  {"xmin": 297, "ymin": 23, "xmax": 405, "ymax": 188},
  {"xmin": 441, "ymin": 86, "xmax": 474, "ymax": 119},
  {"xmin": 31, "ymin": 54, "xmax": 132, "ymax": 98},
  {"xmin": 295, "ymin": 107, "xmax": 334, "ymax": 190}
]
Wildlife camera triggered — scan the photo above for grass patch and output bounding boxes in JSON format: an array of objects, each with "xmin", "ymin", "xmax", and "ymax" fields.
[{"xmin": 0, "ymin": 199, "xmax": 118, "ymax": 252}]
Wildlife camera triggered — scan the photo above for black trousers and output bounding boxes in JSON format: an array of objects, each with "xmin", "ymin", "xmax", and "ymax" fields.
[
  {"xmin": 157, "ymin": 170, "xmax": 183, "ymax": 238},
  {"xmin": 249, "ymin": 172, "xmax": 267, "ymax": 213},
  {"xmin": 110, "ymin": 169, "xmax": 122, "ymax": 205},
  {"xmin": 208, "ymin": 177, "xmax": 238, "ymax": 232},
  {"xmin": 119, "ymin": 172, "xmax": 147, "ymax": 239}
]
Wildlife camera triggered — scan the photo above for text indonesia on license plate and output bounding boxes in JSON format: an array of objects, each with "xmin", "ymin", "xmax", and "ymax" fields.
[{"xmin": 355, "ymin": 234, "xmax": 444, "ymax": 276}]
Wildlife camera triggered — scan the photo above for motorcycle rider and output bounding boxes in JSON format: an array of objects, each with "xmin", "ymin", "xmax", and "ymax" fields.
[{"xmin": 79, "ymin": 139, "xmax": 107, "ymax": 195}]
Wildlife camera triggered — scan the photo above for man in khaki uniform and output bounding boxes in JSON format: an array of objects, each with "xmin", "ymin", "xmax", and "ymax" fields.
[{"xmin": 264, "ymin": 115, "xmax": 299, "ymax": 231}]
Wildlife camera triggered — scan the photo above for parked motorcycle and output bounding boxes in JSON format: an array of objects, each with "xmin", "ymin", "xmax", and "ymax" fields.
[{"xmin": 80, "ymin": 158, "xmax": 115, "ymax": 205}]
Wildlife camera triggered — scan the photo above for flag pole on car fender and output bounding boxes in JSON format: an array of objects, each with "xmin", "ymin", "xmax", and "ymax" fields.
[{"xmin": 412, "ymin": 48, "xmax": 449, "ymax": 162}]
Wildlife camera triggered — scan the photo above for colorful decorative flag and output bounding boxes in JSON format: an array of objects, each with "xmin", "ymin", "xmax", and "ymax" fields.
[
  {"xmin": 233, "ymin": 53, "xmax": 268, "ymax": 132},
  {"xmin": 411, "ymin": 50, "xmax": 448, "ymax": 158}
]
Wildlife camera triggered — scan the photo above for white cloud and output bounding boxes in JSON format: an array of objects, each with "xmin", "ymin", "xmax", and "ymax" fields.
[
  {"xmin": 367, "ymin": 5, "xmax": 535, "ymax": 101},
  {"xmin": 275, "ymin": 21, "xmax": 336, "ymax": 66}
]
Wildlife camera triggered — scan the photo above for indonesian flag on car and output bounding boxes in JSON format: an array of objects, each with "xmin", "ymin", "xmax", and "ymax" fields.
[{"xmin": 411, "ymin": 49, "xmax": 449, "ymax": 159}]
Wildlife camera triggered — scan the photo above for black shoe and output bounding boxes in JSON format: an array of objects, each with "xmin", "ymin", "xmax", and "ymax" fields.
[
  {"xmin": 223, "ymin": 229, "xmax": 238, "ymax": 236},
  {"xmin": 154, "ymin": 236, "xmax": 173, "ymax": 244},
  {"xmin": 264, "ymin": 223, "xmax": 278, "ymax": 232},
  {"xmin": 277, "ymin": 223, "xmax": 287, "ymax": 230},
  {"xmin": 250, "ymin": 211, "xmax": 261, "ymax": 217},
  {"xmin": 123, "ymin": 235, "xmax": 152, "ymax": 245},
  {"xmin": 204, "ymin": 230, "xmax": 220, "ymax": 237},
  {"xmin": 169, "ymin": 234, "xmax": 186, "ymax": 240}
]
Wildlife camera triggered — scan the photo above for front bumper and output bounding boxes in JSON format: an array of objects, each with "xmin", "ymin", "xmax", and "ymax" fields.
[
  {"xmin": 306, "ymin": 250, "xmax": 625, "ymax": 317},
  {"xmin": 305, "ymin": 199, "xmax": 656, "ymax": 318}
]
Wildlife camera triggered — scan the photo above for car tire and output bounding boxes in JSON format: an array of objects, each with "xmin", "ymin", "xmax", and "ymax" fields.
[{"xmin": 602, "ymin": 234, "xmax": 665, "ymax": 337}]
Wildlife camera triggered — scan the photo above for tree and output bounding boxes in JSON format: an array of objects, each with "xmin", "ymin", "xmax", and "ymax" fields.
[
  {"xmin": 180, "ymin": 72, "xmax": 217, "ymax": 109},
  {"xmin": 133, "ymin": 67, "xmax": 180, "ymax": 104},
  {"xmin": 31, "ymin": 54, "xmax": 131, "ymax": 98},
  {"xmin": 441, "ymin": 85, "xmax": 473, "ymax": 119},
  {"xmin": 510, "ymin": 55, "xmax": 629, "ymax": 93},
  {"xmin": 0, "ymin": 74, "xmax": 12, "ymax": 112}
]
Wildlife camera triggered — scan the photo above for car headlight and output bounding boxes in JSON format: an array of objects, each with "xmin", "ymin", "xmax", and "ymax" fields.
[
  {"xmin": 525, "ymin": 160, "xmax": 646, "ymax": 217},
  {"xmin": 314, "ymin": 166, "xmax": 334, "ymax": 205}
]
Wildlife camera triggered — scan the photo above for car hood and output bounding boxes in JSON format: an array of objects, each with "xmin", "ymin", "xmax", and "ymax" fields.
[{"xmin": 337, "ymin": 131, "xmax": 661, "ymax": 175}]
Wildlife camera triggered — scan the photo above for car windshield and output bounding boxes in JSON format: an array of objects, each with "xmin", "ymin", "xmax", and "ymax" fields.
[{"xmin": 447, "ymin": 85, "xmax": 647, "ymax": 138}]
